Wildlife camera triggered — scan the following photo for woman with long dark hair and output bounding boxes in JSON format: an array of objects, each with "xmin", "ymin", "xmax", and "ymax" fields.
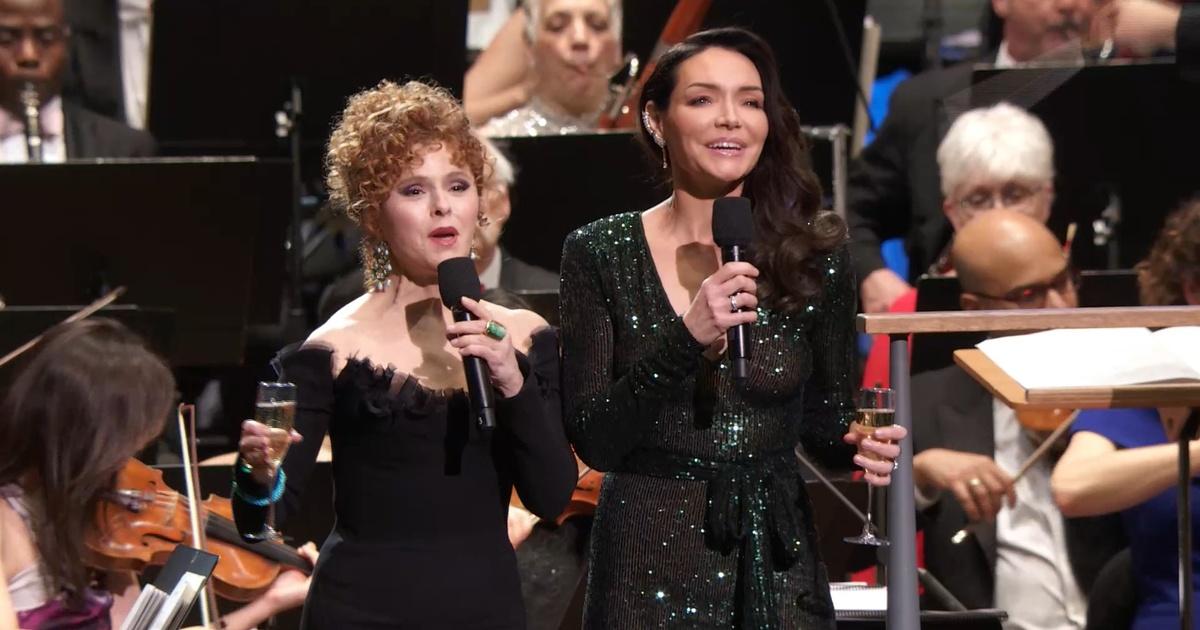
[
  {"xmin": 559, "ymin": 27, "xmax": 906, "ymax": 628},
  {"xmin": 0, "ymin": 319, "xmax": 174, "ymax": 628}
]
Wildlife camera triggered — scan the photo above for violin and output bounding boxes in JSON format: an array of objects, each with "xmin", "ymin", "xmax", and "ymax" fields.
[
  {"xmin": 597, "ymin": 0, "xmax": 713, "ymax": 129},
  {"xmin": 85, "ymin": 458, "xmax": 311, "ymax": 603}
]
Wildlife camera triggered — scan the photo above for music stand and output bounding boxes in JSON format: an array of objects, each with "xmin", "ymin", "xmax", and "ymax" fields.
[
  {"xmin": 497, "ymin": 132, "xmax": 665, "ymax": 272},
  {"xmin": 862, "ymin": 306, "xmax": 1200, "ymax": 630},
  {"xmin": 0, "ymin": 159, "xmax": 290, "ymax": 366},
  {"xmin": 148, "ymin": 0, "xmax": 468, "ymax": 162},
  {"xmin": 970, "ymin": 61, "xmax": 1200, "ymax": 270},
  {"xmin": 0, "ymin": 305, "xmax": 175, "ymax": 389}
]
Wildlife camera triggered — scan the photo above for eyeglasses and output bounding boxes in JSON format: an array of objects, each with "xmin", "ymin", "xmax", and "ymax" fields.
[
  {"xmin": 0, "ymin": 25, "xmax": 68, "ymax": 49},
  {"xmin": 957, "ymin": 182, "xmax": 1044, "ymax": 212},
  {"xmin": 970, "ymin": 266, "xmax": 1080, "ymax": 308}
]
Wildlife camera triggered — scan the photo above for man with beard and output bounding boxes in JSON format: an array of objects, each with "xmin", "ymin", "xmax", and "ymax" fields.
[{"xmin": 848, "ymin": 0, "xmax": 1097, "ymax": 315}]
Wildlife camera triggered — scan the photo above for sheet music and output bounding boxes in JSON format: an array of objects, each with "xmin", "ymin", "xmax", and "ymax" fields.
[
  {"xmin": 119, "ymin": 585, "xmax": 167, "ymax": 630},
  {"xmin": 829, "ymin": 582, "xmax": 887, "ymax": 612},
  {"xmin": 977, "ymin": 327, "xmax": 1200, "ymax": 389}
]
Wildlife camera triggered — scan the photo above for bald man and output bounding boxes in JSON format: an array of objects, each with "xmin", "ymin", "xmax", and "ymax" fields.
[
  {"xmin": 0, "ymin": 0, "xmax": 152, "ymax": 162},
  {"xmin": 909, "ymin": 210, "xmax": 1123, "ymax": 628}
]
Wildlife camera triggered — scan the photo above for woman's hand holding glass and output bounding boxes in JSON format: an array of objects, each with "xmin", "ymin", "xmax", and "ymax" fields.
[
  {"xmin": 238, "ymin": 419, "xmax": 303, "ymax": 486},
  {"xmin": 682, "ymin": 261, "xmax": 760, "ymax": 346},
  {"xmin": 446, "ymin": 297, "xmax": 524, "ymax": 398},
  {"xmin": 845, "ymin": 424, "xmax": 907, "ymax": 486}
]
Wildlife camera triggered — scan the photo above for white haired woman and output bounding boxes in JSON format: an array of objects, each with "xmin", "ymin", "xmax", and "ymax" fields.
[
  {"xmin": 469, "ymin": 0, "xmax": 623, "ymax": 135},
  {"xmin": 862, "ymin": 101, "xmax": 1056, "ymax": 387}
]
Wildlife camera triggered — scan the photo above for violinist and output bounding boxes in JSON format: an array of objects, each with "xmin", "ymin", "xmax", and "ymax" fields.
[
  {"xmin": 231, "ymin": 80, "xmax": 576, "ymax": 629},
  {"xmin": 1051, "ymin": 199, "xmax": 1200, "ymax": 630},
  {"xmin": 909, "ymin": 210, "xmax": 1124, "ymax": 627},
  {"xmin": 0, "ymin": 318, "xmax": 313, "ymax": 630}
]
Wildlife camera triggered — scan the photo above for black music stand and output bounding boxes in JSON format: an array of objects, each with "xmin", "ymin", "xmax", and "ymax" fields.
[
  {"xmin": 148, "ymin": 0, "xmax": 468, "ymax": 163},
  {"xmin": 0, "ymin": 159, "xmax": 290, "ymax": 366},
  {"xmin": 969, "ymin": 61, "xmax": 1200, "ymax": 270},
  {"xmin": 0, "ymin": 305, "xmax": 175, "ymax": 389},
  {"xmin": 497, "ymin": 132, "xmax": 665, "ymax": 272}
]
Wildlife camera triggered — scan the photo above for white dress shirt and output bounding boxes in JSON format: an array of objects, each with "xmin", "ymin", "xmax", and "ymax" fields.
[
  {"xmin": 478, "ymin": 250, "xmax": 503, "ymax": 290},
  {"xmin": 0, "ymin": 97, "xmax": 67, "ymax": 164},
  {"xmin": 992, "ymin": 400, "xmax": 1087, "ymax": 630},
  {"xmin": 119, "ymin": 0, "xmax": 153, "ymax": 129}
]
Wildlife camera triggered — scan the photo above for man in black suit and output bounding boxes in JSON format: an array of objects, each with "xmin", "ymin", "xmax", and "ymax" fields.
[
  {"xmin": 849, "ymin": 0, "xmax": 1098, "ymax": 314},
  {"xmin": 0, "ymin": 0, "xmax": 152, "ymax": 163},
  {"xmin": 911, "ymin": 210, "xmax": 1123, "ymax": 627}
]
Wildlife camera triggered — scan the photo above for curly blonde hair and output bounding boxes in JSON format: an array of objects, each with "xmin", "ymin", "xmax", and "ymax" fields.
[
  {"xmin": 326, "ymin": 80, "xmax": 488, "ymax": 234},
  {"xmin": 1137, "ymin": 199, "xmax": 1200, "ymax": 306}
]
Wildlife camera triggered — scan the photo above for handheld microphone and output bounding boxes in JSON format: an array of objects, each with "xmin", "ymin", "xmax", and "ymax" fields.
[
  {"xmin": 437, "ymin": 257, "xmax": 496, "ymax": 430},
  {"xmin": 712, "ymin": 197, "xmax": 755, "ymax": 380}
]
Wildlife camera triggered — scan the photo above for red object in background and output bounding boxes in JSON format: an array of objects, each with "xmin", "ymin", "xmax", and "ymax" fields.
[{"xmin": 861, "ymin": 288, "xmax": 918, "ymax": 389}]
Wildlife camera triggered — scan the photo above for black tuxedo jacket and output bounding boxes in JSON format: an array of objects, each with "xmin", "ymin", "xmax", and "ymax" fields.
[
  {"xmin": 63, "ymin": 101, "xmax": 155, "ymax": 159},
  {"xmin": 846, "ymin": 59, "xmax": 984, "ymax": 283},
  {"xmin": 911, "ymin": 364, "xmax": 1125, "ymax": 610}
]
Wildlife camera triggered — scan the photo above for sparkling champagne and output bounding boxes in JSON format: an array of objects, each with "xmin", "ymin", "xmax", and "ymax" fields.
[
  {"xmin": 256, "ymin": 400, "xmax": 296, "ymax": 465},
  {"xmin": 854, "ymin": 408, "xmax": 896, "ymax": 436}
]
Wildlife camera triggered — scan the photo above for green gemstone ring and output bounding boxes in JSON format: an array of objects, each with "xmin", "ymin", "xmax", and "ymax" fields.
[{"xmin": 484, "ymin": 320, "xmax": 507, "ymax": 341}]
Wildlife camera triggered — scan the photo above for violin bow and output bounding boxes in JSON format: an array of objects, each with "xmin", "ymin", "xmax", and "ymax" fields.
[
  {"xmin": 0, "ymin": 286, "xmax": 126, "ymax": 368},
  {"xmin": 177, "ymin": 403, "xmax": 223, "ymax": 627},
  {"xmin": 951, "ymin": 409, "xmax": 1082, "ymax": 544}
]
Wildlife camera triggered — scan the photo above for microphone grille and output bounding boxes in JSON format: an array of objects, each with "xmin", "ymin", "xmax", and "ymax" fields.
[
  {"xmin": 437, "ymin": 257, "xmax": 482, "ymax": 309},
  {"xmin": 712, "ymin": 197, "xmax": 755, "ymax": 247}
]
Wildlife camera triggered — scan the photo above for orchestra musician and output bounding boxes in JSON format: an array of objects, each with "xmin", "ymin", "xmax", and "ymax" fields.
[
  {"xmin": 0, "ymin": 318, "xmax": 313, "ymax": 630},
  {"xmin": 861, "ymin": 101, "xmax": 1058, "ymax": 387},
  {"xmin": 0, "ymin": 0, "xmax": 153, "ymax": 163},
  {"xmin": 558, "ymin": 27, "xmax": 904, "ymax": 629},
  {"xmin": 1052, "ymin": 199, "xmax": 1200, "ymax": 630},
  {"xmin": 231, "ymin": 79, "xmax": 576, "ymax": 629},
  {"xmin": 472, "ymin": 0, "xmax": 623, "ymax": 136},
  {"xmin": 909, "ymin": 209, "xmax": 1125, "ymax": 627},
  {"xmin": 848, "ymin": 0, "xmax": 1099, "ymax": 314}
]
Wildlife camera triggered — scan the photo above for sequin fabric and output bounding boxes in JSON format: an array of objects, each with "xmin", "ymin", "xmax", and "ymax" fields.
[
  {"xmin": 478, "ymin": 97, "xmax": 602, "ymax": 137},
  {"xmin": 559, "ymin": 212, "xmax": 858, "ymax": 629}
]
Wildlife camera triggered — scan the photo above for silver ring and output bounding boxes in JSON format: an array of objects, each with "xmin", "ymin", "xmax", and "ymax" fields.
[
  {"xmin": 729, "ymin": 294, "xmax": 739, "ymax": 312},
  {"xmin": 892, "ymin": 459, "xmax": 899, "ymax": 472}
]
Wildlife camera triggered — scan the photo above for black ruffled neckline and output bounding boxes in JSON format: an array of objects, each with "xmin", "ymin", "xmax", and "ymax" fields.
[{"xmin": 335, "ymin": 355, "xmax": 464, "ymax": 419}]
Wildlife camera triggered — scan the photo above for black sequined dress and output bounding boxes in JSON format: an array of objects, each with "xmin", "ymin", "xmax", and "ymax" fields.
[
  {"xmin": 231, "ymin": 329, "xmax": 576, "ymax": 629},
  {"xmin": 559, "ymin": 213, "xmax": 858, "ymax": 629}
]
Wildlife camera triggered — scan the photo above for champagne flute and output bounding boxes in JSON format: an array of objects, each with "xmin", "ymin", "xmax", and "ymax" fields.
[
  {"xmin": 844, "ymin": 386, "xmax": 895, "ymax": 547},
  {"xmin": 256, "ymin": 381, "xmax": 296, "ymax": 541}
]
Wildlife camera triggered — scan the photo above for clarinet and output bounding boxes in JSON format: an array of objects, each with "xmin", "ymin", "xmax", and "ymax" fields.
[{"xmin": 19, "ymin": 82, "xmax": 43, "ymax": 163}]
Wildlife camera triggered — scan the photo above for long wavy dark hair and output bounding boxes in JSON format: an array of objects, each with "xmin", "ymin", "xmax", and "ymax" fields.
[
  {"xmin": 1137, "ymin": 198, "xmax": 1200, "ymax": 306},
  {"xmin": 0, "ymin": 319, "xmax": 175, "ymax": 609},
  {"xmin": 637, "ymin": 27, "xmax": 847, "ymax": 313}
]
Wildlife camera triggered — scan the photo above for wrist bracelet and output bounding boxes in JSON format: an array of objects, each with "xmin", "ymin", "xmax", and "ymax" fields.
[{"xmin": 232, "ymin": 468, "xmax": 287, "ymax": 507}]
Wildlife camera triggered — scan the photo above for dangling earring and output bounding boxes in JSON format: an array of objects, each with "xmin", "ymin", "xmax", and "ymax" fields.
[
  {"xmin": 642, "ymin": 110, "xmax": 668, "ymax": 170},
  {"xmin": 364, "ymin": 239, "xmax": 394, "ymax": 292}
]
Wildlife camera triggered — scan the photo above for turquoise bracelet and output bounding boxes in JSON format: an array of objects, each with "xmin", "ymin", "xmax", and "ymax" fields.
[{"xmin": 232, "ymin": 468, "xmax": 286, "ymax": 507}]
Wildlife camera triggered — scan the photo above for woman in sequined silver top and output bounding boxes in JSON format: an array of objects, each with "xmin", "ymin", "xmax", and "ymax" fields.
[
  {"xmin": 475, "ymin": 0, "xmax": 622, "ymax": 136},
  {"xmin": 558, "ymin": 28, "xmax": 907, "ymax": 629}
]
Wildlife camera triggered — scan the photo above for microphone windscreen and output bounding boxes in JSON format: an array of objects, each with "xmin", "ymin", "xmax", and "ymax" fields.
[
  {"xmin": 437, "ymin": 257, "xmax": 482, "ymax": 309},
  {"xmin": 712, "ymin": 197, "xmax": 755, "ymax": 248}
]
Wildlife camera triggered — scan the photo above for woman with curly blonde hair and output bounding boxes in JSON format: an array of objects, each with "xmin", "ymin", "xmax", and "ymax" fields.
[{"xmin": 231, "ymin": 80, "xmax": 575, "ymax": 629}]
